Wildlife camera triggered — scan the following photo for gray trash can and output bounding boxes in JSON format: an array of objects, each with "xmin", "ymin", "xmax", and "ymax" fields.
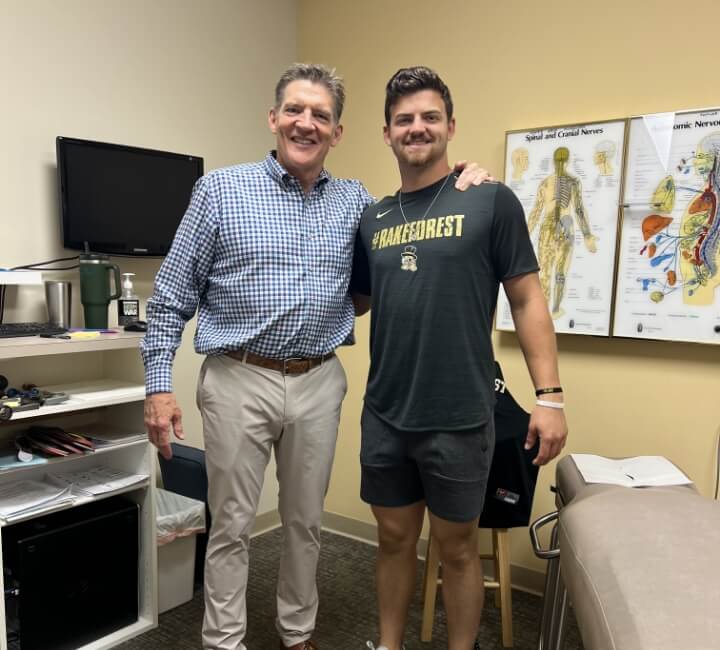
[{"xmin": 155, "ymin": 488, "xmax": 206, "ymax": 613}]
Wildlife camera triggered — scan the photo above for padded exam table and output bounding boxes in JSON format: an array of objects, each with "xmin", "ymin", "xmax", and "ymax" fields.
[{"xmin": 531, "ymin": 456, "xmax": 720, "ymax": 650}]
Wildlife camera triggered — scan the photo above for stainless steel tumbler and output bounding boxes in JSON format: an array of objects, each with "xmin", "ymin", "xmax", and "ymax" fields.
[{"xmin": 45, "ymin": 280, "xmax": 72, "ymax": 328}]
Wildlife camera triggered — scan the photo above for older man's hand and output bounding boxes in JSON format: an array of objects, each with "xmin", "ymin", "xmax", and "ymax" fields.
[
  {"xmin": 144, "ymin": 392, "xmax": 185, "ymax": 460},
  {"xmin": 453, "ymin": 160, "xmax": 496, "ymax": 190}
]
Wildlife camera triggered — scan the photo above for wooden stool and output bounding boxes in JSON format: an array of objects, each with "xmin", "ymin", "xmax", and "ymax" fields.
[{"xmin": 420, "ymin": 528, "xmax": 513, "ymax": 647}]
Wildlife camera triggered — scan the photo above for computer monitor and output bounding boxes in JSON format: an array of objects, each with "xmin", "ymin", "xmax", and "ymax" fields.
[{"xmin": 56, "ymin": 136, "xmax": 204, "ymax": 257}]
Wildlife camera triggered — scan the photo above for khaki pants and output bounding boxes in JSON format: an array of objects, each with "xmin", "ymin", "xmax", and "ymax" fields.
[{"xmin": 197, "ymin": 354, "xmax": 347, "ymax": 650}]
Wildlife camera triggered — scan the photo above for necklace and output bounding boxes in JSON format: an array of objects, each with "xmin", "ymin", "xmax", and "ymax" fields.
[{"xmin": 397, "ymin": 173, "xmax": 452, "ymax": 271}]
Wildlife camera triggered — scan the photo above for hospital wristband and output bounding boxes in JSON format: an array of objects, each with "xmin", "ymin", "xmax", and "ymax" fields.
[{"xmin": 536, "ymin": 399, "xmax": 565, "ymax": 410}]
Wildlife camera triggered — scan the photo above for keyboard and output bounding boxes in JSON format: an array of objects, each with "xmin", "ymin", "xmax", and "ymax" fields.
[{"xmin": 0, "ymin": 322, "xmax": 69, "ymax": 338}]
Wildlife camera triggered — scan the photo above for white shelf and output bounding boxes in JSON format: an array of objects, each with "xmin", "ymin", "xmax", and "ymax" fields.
[
  {"xmin": 0, "ymin": 330, "xmax": 143, "ymax": 359},
  {"xmin": 0, "ymin": 478, "xmax": 150, "ymax": 526},
  {"xmin": 0, "ymin": 437, "xmax": 147, "ymax": 480},
  {"xmin": 9, "ymin": 379, "xmax": 145, "ymax": 420}
]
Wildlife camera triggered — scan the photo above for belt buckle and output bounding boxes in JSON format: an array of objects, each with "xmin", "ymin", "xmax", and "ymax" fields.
[{"xmin": 282, "ymin": 357, "xmax": 306, "ymax": 375}]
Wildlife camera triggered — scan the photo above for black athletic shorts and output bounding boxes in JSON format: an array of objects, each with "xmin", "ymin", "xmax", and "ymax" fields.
[{"xmin": 360, "ymin": 405, "xmax": 495, "ymax": 523}]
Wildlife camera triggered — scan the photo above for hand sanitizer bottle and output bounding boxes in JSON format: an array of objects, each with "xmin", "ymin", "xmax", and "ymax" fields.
[{"xmin": 117, "ymin": 273, "xmax": 140, "ymax": 326}]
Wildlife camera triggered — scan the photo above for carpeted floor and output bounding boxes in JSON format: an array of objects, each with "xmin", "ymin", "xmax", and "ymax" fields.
[{"xmin": 118, "ymin": 527, "xmax": 583, "ymax": 649}]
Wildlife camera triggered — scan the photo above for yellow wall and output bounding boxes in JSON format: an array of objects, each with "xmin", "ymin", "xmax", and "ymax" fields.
[{"xmin": 299, "ymin": 0, "xmax": 720, "ymax": 574}]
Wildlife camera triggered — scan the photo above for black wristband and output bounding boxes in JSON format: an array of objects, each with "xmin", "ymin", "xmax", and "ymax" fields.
[{"xmin": 535, "ymin": 386, "xmax": 563, "ymax": 397}]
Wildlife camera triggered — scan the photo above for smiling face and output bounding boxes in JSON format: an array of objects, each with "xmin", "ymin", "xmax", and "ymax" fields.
[
  {"xmin": 383, "ymin": 89, "xmax": 455, "ymax": 172},
  {"xmin": 268, "ymin": 79, "xmax": 343, "ymax": 185}
]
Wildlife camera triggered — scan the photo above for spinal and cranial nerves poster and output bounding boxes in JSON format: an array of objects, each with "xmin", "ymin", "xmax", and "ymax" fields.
[
  {"xmin": 614, "ymin": 109, "xmax": 720, "ymax": 344},
  {"xmin": 496, "ymin": 120, "xmax": 626, "ymax": 336}
]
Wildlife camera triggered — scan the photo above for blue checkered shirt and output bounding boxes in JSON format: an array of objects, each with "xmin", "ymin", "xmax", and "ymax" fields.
[{"xmin": 141, "ymin": 152, "xmax": 374, "ymax": 394}]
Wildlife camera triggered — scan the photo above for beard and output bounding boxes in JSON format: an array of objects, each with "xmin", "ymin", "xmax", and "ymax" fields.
[{"xmin": 396, "ymin": 138, "xmax": 446, "ymax": 168}]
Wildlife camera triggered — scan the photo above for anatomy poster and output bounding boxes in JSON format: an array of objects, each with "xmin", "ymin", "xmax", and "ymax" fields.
[
  {"xmin": 496, "ymin": 120, "xmax": 626, "ymax": 336},
  {"xmin": 613, "ymin": 109, "xmax": 720, "ymax": 344}
]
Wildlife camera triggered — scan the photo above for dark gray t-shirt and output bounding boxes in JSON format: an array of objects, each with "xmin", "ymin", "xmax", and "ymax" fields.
[{"xmin": 350, "ymin": 176, "xmax": 538, "ymax": 432}]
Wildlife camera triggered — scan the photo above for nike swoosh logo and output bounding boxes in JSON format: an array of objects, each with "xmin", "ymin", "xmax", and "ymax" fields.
[{"xmin": 377, "ymin": 209, "xmax": 393, "ymax": 219}]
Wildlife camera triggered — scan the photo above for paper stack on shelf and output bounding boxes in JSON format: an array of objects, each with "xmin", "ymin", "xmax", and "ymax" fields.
[
  {"xmin": 0, "ymin": 479, "xmax": 74, "ymax": 521},
  {"xmin": 84, "ymin": 430, "xmax": 148, "ymax": 448},
  {"xmin": 51, "ymin": 465, "xmax": 149, "ymax": 496},
  {"xmin": 68, "ymin": 424, "xmax": 147, "ymax": 448}
]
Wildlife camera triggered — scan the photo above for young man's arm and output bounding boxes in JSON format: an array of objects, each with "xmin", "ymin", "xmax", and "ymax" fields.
[
  {"xmin": 352, "ymin": 293, "xmax": 371, "ymax": 316},
  {"xmin": 503, "ymin": 271, "xmax": 568, "ymax": 466},
  {"xmin": 349, "ymin": 223, "xmax": 372, "ymax": 315}
]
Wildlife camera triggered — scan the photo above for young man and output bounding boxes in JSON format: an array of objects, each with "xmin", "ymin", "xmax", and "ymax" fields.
[
  {"xmin": 142, "ymin": 63, "xmax": 490, "ymax": 650},
  {"xmin": 351, "ymin": 67, "xmax": 568, "ymax": 650}
]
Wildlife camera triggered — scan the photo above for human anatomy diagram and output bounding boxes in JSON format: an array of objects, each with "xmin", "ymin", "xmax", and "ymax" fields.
[
  {"xmin": 498, "ymin": 120, "xmax": 625, "ymax": 337},
  {"xmin": 527, "ymin": 146, "xmax": 598, "ymax": 318},
  {"xmin": 638, "ymin": 132, "xmax": 720, "ymax": 307},
  {"xmin": 614, "ymin": 110, "xmax": 720, "ymax": 344}
]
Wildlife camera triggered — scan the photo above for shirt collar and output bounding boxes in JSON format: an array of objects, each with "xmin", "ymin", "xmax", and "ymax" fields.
[{"xmin": 263, "ymin": 151, "xmax": 332, "ymax": 190}]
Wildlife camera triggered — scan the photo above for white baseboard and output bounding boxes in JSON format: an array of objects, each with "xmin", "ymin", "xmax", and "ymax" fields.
[
  {"xmin": 321, "ymin": 510, "xmax": 547, "ymax": 596},
  {"xmin": 251, "ymin": 509, "xmax": 281, "ymax": 537},
  {"xmin": 322, "ymin": 511, "xmax": 379, "ymax": 545},
  {"xmin": 248, "ymin": 509, "xmax": 547, "ymax": 596}
]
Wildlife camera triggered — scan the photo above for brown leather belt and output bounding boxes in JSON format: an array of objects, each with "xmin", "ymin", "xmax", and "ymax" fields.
[{"xmin": 226, "ymin": 349, "xmax": 335, "ymax": 375}]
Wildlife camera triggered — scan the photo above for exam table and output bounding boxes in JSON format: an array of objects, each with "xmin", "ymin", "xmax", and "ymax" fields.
[{"xmin": 531, "ymin": 456, "xmax": 720, "ymax": 650}]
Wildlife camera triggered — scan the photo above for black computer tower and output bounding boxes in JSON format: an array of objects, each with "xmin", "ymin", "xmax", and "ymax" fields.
[{"xmin": 3, "ymin": 496, "xmax": 139, "ymax": 650}]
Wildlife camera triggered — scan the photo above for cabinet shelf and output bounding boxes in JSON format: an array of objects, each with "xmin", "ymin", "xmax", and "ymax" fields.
[
  {"xmin": 0, "ymin": 437, "xmax": 147, "ymax": 481},
  {"xmin": 0, "ymin": 331, "xmax": 143, "ymax": 359},
  {"xmin": 6, "ymin": 379, "xmax": 145, "ymax": 421},
  {"xmin": 0, "ymin": 477, "xmax": 150, "ymax": 527}
]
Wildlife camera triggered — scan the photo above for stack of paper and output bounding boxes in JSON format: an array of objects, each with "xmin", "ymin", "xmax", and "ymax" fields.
[
  {"xmin": 51, "ymin": 465, "xmax": 149, "ymax": 496},
  {"xmin": 84, "ymin": 430, "xmax": 147, "ymax": 448},
  {"xmin": 67, "ymin": 424, "xmax": 147, "ymax": 448},
  {"xmin": 0, "ymin": 479, "xmax": 74, "ymax": 521},
  {"xmin": 571, "ymin": 454, "xmax": 693, "ymax": 487}
]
